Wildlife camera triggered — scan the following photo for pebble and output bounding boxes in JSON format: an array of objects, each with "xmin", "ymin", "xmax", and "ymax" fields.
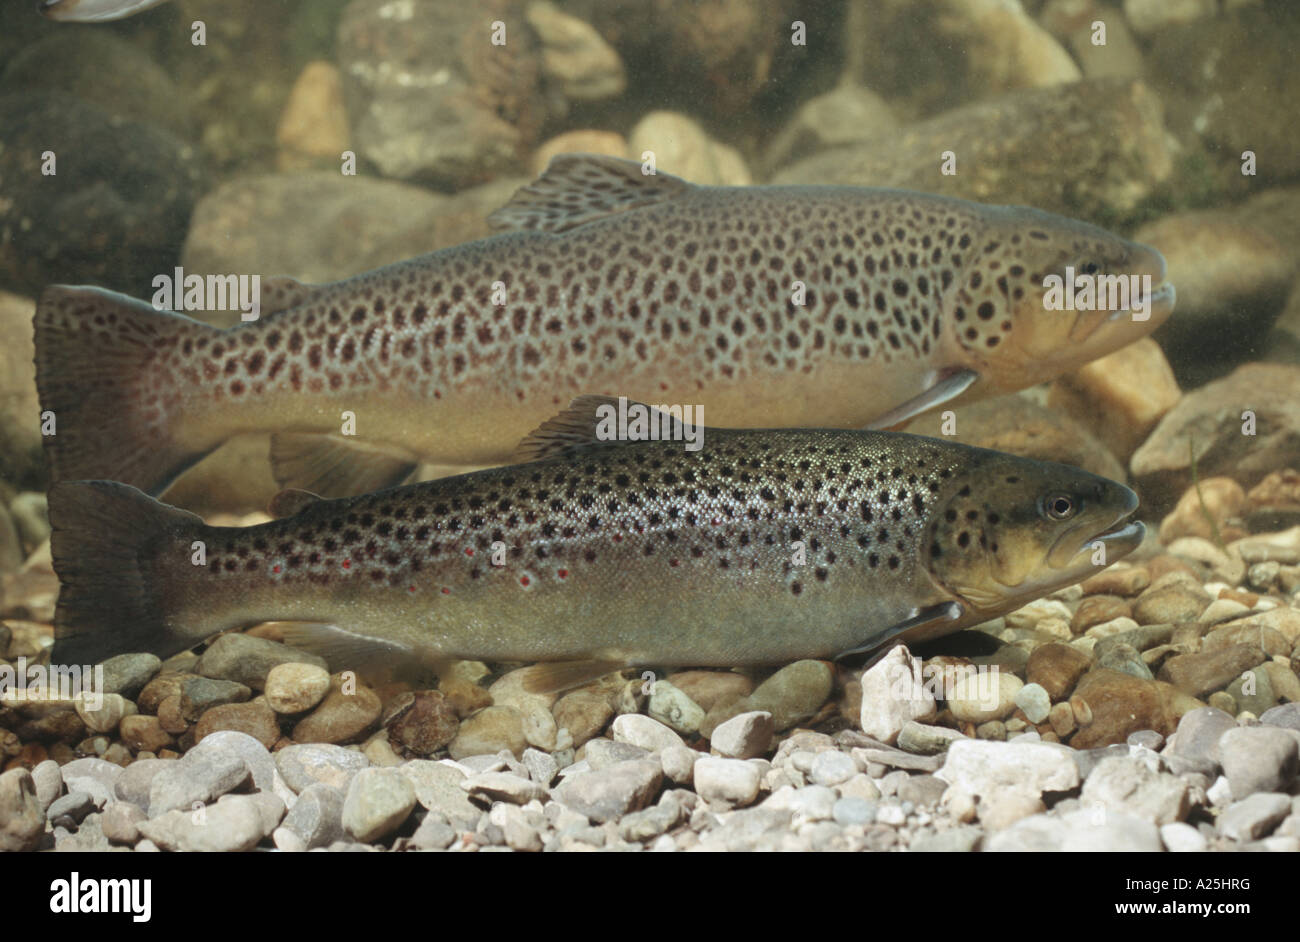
[
  {"xmin": 462, "ymin": 771, "xmax": 547, "ymax": 805},
  {"xmin": 947, "ymin": 670, "xmax": 1022, "ymax": 723},
  {"xmin": 291, "ymin": 675, "xmax": 382, "ymax": 745},
  {"xmin": 646, "ymin": 680, "xmax": 706, "ymax": 735},
  {"xmin": 808, "ymin": 750, "xmax": 857, "ymax": 787},
  {"xmin": 987, "ymin": 808, "xmax": 1162, "ymax": 851},
  {"xmin": 275, "ymin": 743, "xmax": 370, "ymax": 794},
  {"xmin": 1158, "ymin": 477, "xmax": 1246, "ymax": 544},
  {"xmin": 383, "ymin": 690, "xmax": 459, "ymax": 756},
  {"xmin": 100, "ymin": 801, "xmax": 146, "ymax": 845},
  {"xmin": 1158, "ymin": 644, "xmax": 1266, "ymax": 698},
  {"xmin": 407, "ymin": 815, "xmax": 456, "ymax": 851},
  {"xmin": 693, "ymin": 757, "xmax": 762, "ymax": 807},
  {"xmin": 342, "ymin": 767, "xmax": 416, "ymax": 843},
  {"xmin": 48, "ymin": 790, "xmax": 97, "ymax": 828},
  {"xmin": 1226, "ymin": 667, "xmax": 1276, "ymax": 717},
  {"xmin": 97, "ymin": 653, "xmax": 161, "ymax": 699},
  {"xmin": 583, "ymin": 739, "xmax": 649, "ymax": 770},
  {"xmin": 660, "ymin": 745, "xmax": 698, "ymax": 786},
  {"xmin": 1203, "ymin": 621, "xmax": 1291, "ymax": 658},
  {"xmin": 73, "ymin": 692, "xmax": 135, "ymax": 735},
  {"xmin": 399, "ymin": 761, "xmax": 479, "ymax": 831},
  {"xmin": 60, "ymin": 758, "xmax": 122, "ymax": 807},
  {"xmin": 193, "ymin": 701, "xmax": 280, "ymax": 750},
  {"xmin": 1261, "ymin": 702, "xmax": 1300, "ymax": 731},
  {"xmin": 1025, "ymin": 643, "xmax": 1092, "ymax": 701},
  {"xmin": 709, "ymin": 710, "xmax": 774, "ymax": 759},
  {"xmin": 1160, "ymin": 820, "xmax": 1208, "ymax": 853},
  {"xmin": 938, "ymin": 739, "xmax": 1079, "ymax": 800},
  {"xmin": 831, "ymin": 796, "xmax": 877, "ymax": 827},
  {"xmin": 551, "ymin": 691, "xmax": 613, "ymax": 748},
  {"xmin": 119, "ymin": 715, "xmax": 176, "ymax": 754},
  {"xmin": 1217, "ymin": 792, "xmax": 1293, "ymax": 841},
  {"xmin": 667, "ymin": 671, "xmax": 754, "ymax": 712},
  {"xmin": 263, "ymin": 662, "xmax": 331, "ymax": 714},
  {"xmin": 744, "ymin": 660, "xmax": 834, "ymax": 732},
  {"xmin": 553, "ymin": 759, "xmax": 663, "ymax": 823},
  {"xmin": 29, "ymin": 759, "xmax": 62, "ymax": 812},
  {"xmin": 113, "ymin": 759, "xmax": 171, "ymax": 811},
  {"xmin": 194, "ymin": 633, "xmax": 327, "ymax": 690},
  {"xmin": 147, "ymin": 750, "xmax": 250, "ymax": 817},
  {"xmin": 1013, "ymin": 683, "xmax": 1052, "ymax": 724},
  {"xmin": 611, "ymin": 714, "xmax": 685, "ymax": 753},
  {"xmin": 1133, "ymin": 575, "xmax": 1212, "ymax": 624},
  {"xmin": 1219, "ymin": 726, "xmax": 1299, "ymax": 799},
  {"xmin": 858, "ymin": 645, "xmax": 937, "ymax": 744},
  {"xmin": 1070, "ymin": 595, "xmax": 1132, "ymax": 634},
  {"xmin": 619, "ymin": 796, "xmax": 684, "ymax": 843},
  {"xmin": 521, "ymin": 748, "xmax": 558, "ymax": 787},
  {"xmin": 1081, "ymin": 755, "xmax": 1190, "ymax": 825},
  {"xmin": 766, "ymin": 784, "xmax": 838, "ymax": 823},
  {"xmin": 909, "ymin": 826, "xmax": 982, "ymax": 852},
  {"xmin": 1081, "ymin": 565, "xmax": 1150, "ymax": 597},
  {"xmin": 1169, "ymin": 707, "xmax": 1237, "ymax": 766},
  {"xmin": 180, "ymin": 676, "xmax": 252, "ymax": 721},
  {"xmin": 1006, "ymin": 599, "xmax": 1074, "ymax": 631},
  {"xmin": 896, "ymin": 721, "xmax": 965, "ymax": 756},
  {"xmin": 139, "ymin": 794, "xmax": 267, "ymax": 853}
]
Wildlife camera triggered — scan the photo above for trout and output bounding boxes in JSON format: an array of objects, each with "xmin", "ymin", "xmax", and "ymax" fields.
[
  {"xmin": 38, "ymin": 0, "xmax": 170, "ymax": 21},
  {"xmin": 34, "ymin": 155, "xmax": 1174, "ymax": 499},
  {"xmin": 47, "ymin": 398, "xmax": 1144, "ymax": 685}
]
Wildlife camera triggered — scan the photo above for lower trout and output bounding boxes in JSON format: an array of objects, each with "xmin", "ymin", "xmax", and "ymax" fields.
[
  {"xmin": 34, "ymin": 155, "xmax": 1174, "ymax": 500},
  {"xmin": 48, "ymin": 399, "xmax": 1144, "ymax": 683}
]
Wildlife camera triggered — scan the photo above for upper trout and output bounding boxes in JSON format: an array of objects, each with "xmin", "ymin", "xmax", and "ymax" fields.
[
  {"xmin": 34, "ymin": 155, "xmax": 1175, "ymax": 500},
  {"xmin": 47, "ymin": 398, "xmax": 1144, "ymax": 682}
]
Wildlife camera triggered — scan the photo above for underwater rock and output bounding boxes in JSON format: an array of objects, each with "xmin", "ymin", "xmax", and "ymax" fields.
[
  {"xmin": 531, "ymin": 130, "xmax": 628, "ymax": 175},
  {"xmin": 1047, "ymin": 339, "xmax": 1182, "ymax": 464},
  {"xmin": 276, "ymin": 61, "xmax": 350, "ymax": 172},
  {"xmin": 1131, "ymin": 363, "xmax": 1300, "ymax": 513},
  {"xmin": 1039, "ymin": 0, "xmax": 1144, "ymax": 80},
  {"xmin": 337, "ymin": 0, "xmax": 546, "ymax": 188},
  {"xmin": 773, "ymin": 78, "xmax": 1172, "ymax": 224},
  {"xmin": 627, "ymin": 111, "xmax": 751, "ymax": 185},
  {"xmin": 1136, "ymin": 210, "xmax": 1295, "ymax": 387},
  {"xmin": 1157, "ymin": 477, "xmax": 1247, "ymax": 544},
  {"xmin": 0, "ymin": 293, "xmax": 42, "ymax": 491},
  {"xmin": 763, "ymin": 81, "xmax": 898, "ymax": 174},
  {"xmin": 1124, "ymin": 0, "xmax": 1217, "ymax": 35},
  {"xmin": 0, "ymin": 92, "xmax": 205, "ymax": 299},
  {"xmin": 525, "ymin": 0, "xmax": 626, "ymax": 102}
]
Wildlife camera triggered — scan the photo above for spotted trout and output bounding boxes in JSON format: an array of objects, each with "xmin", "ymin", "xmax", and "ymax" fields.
[
  {"xmin": 38, "ymin": 0, "xmax": 170, "ymax": 21},
  {"xmin": 48, "ymin": 398, "xmax": 1143, "ymax": 684},
  {"xmin": 34, "ymin": 156, "xmax": 1174, "ymax": 500}
]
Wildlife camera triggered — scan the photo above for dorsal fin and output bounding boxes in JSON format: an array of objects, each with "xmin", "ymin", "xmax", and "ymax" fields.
[
  {"xmin": 487, "ymin": 155, "xmax": 692, "ymax": 234},
  {"xmin": 267, "ymin": 487, "xmax": 325, "ymax": 519},
  {"xmin": 513, "ymin": 394, "xmax": 700, "ymax": 462},
  {"xmin": 258, "ymin": 275, "xmax": 323, "ymax": 316}
]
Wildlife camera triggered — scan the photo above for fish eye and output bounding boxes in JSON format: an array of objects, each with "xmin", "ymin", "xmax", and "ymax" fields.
[{"xmin": 1045, "ymin": 494, "xmax": 1076, "ymax": 520}]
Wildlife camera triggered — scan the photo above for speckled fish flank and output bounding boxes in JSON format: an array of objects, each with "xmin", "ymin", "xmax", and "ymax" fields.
[
  {"xmin": 47, "ymin": 399, "xmax": 1144, "ymax": 677},
  {"xmin": 33, "ymin": 155, "xmax": 1174, "ymax": 499}
]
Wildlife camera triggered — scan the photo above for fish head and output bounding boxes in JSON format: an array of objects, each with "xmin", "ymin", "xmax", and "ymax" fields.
[
  {"xmin": 923, "ymin": 452, "xmax": 1144, "ymax": 618},
  {"xmin": 942, "ymin": 204, "xmax": 1175, "ymax": 398}
]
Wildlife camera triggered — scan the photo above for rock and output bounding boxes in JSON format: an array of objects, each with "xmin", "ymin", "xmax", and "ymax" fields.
[
  {"xmin": 1070, "ymin": 596, "xmax": 1132, "ymax": 634},
  {"xmin": 342, "ymin": 767, "xmax": 416, "ymax": 843},
  {"xmin": 552, "ymin": 759, "xmax": 662, "ymax": 823},
  {"xmin": 1161, "ymin": 820, "xmax": 1208, "ymax": 852},
  {"xmin": 660, "ymin": 745, "xmax": 698, "ymax": 786},
  {"xmin": 101, "ymin": 801, "xmax": 146, "ymax": 846},
  {"xmin": 1132, "ymin": 364, "xmax": 1300, "ymax": 513},
  {"xmin": 709, "ymin": 711, "xmax": 775, "ymax": 759},
  {"xmin": 627, "ymin": 111, "xmax": 751, "ymax": 186},
  {"xmin": 1217, "ymin": 792, "xmax": 1292, "ymax": 842},
  {"xmin": 1158, "ymin": 478, "xmax": 1248, "ymax": 545},
  {"xmin": 195, "ymin": 634, "xmax": 327, "ymax": 690},
  {"xmin": 29, "ymin": 760, "xmax": 61, "ymax": 812},
  {"xmin": 1263, "ymin": 663, "xmax": 1300, "ymax": 705},
  {"xmin": 896, "ymin": 722, "xmax": 965, "ymax": 756},
  {"xmin": 180, "ymin": 676, "xmax": 252, "ymax": 721},
  {"xmin": 97, "ymin": 654, "xmax": 161, "ymax": 699},
  {"xmin": 1026, "ymin": 643, "xmax": 1093, "ymax": 701},
  {"xmin": 694, "ymin": 757, "xmax": 761, "ymax": 807},
  {"xmin": 763, "ymin": 82, "xmax": 898, "ymax": 173},
  {"xmin": 666, "ymin": 671, "xmax": 753, "ymax": 713},
  {"xmin": 551, "ymin": 691, "xmax": 614, "ymax": 748},
  {"xmin": 611, "ymin": 714, "xmax": 684, "ymax": 753},
  {"xmin": 139, "ymin": 794, "xmax": 266, "ymax": 853},
  {"xmin": 74, "ymin": 693, "xmax": 136, "ymax": 735},
  {"xmin": 291, "ymin": 674, "xmax": 382, "ymax": 745},
  {"xmin": 1219, "ymin": 727, "xmax": 1299, "ymax": 799},
  {"xmin": 909, "ymin": 826, "xmax": 983, "ymax": 853},
  {"xmin": 733, "ymin": 660, "xmax": 833, "ymax": 734},
  {"xmin": 1157, "ymin": 644, "xmax": 1266, "ymax": 698},
  {"xmin": 937, "ymin": 739, "xmax": 1079, "ymax": 801},
  {"xmin": 463, "ymin": 771, "xmax": 547, "ymax": 806},
  {"xmin": 193, "ymin": 701, "xmax": 280, "ymax": 750},
  {"xmin": 337, "ymin": 0, "xmax": 546, "ymax": 187},
  {"xmin": 275, "ymin": 743, "xmax": 369, "ymax": 795},
  {"xmin": 448, "ymin": 705, "xmax": 527, "ymax": 759},
  {"xmin": 809, "ymin": 751, "xmax": 858, "ymax": 788},
  {"xmin": 1014, "ymin": 683, "xmax": 1052, "ymax": 724},
  {"xmin": 1095, "ymin": 641, "xmax": 1154, "ymax": 681},
  {"xmin": 383, "ymin": 691, "xmax": 459, "ymax": 756},
  {"xmin": 619, "ymin": 796, "xmax": 684, "ymax": 843},
  {"xmin": 583, "ymin": 739, "xmax": 649, "ymax": 771},
  {"xmin": 1204, "ymin": 621, "xmax": 1291, "ymax": 659},
  {"xmin": 147, "ymin": 751, "xmax": 250, "ymax": 818},
  {"xmin": 858, "ymin": 645, "xmax": 938, "ymax": 744},
  {"xmin": 0, "ymin": 93, "xmax": 205, "ymax": 299},
  {"xmin": 530, "ymin": 130, "xmax": 628, "ymax": 175},
  {"xmin": 263, "ymin": 662, "xmax": 331, "ymax": 715},
  {"xmin": 1133, "ymin": 574, "xmax": 1212, "ymax": 624},
  {"xmin": 59, "ymin": 758, "xmax": 122, "ymax": 807},
  {"xmin": 1169, "ymin": 707, "xmax": 1238, "ymax": 766},
  {"xmin": 136, "ymin": 672, "xmax": 188, "ymax": 715},
  {"xmin": 113, "ymin": 759, "xmax": 171, "ymax": 811},
  {"xmin": 646, "ymin": 681, "xmax": 705, "ymax": 735},
  {"xmin": 947, "ymin": 670, "xmax": 1022, "ymax": 723},
  {"xmin": 189, "ymin": 729, "xmax": 295, "ymax": 811},
  {"xmin": 1070, "ymin": 669, "xmax": 1176, "ymax": 748},
  {"xmin": 399, "ymin": 761, "xmax": 479, "ymax": 831},
  {"xmin": 0, "ymin": 769, "xmax": 43, "ymax": 852},
  {"xmin": 987, "ymin": 808, "xmax": 1163, "ymax": 851},
  {"xmin": 773, "ymin": 78, "xmax": 1171, "ymax": 223},
  {"xmin": 276, "ymin": 61, "xmax": 350, "ymax": 171},
  {"xmin": 525, "ymin": 0, "xmax": 625, "ymax": 101},
  {"xmin": 1226, "ymin": 666, "xmax": 1277, "ymax": 717},
  {"xmin": 119, "ymin": 715, "xmax": 175, "ymax": 754},
  {"xmin": 1080, "ymin": 755, "xmax": 1190, "ymax": 825},
  {"xmin": 1261, "ymin": 702, "xmax": 1300, "ymax": 731},
  {"xmin": 1082, "ymin": 565, "xmax": 1151, "ymax": 597}
]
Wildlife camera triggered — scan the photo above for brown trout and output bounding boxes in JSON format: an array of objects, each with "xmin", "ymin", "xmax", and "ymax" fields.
[
  {"xmin": 38, "ymin": 0, "xmax": 170, "ymax": 21},
  {"xmin": 47, "ymin": 398, "xmax": 1143, "ymax": 683},
  {"xmin": 34, "ymin": 155, "xmax": 1174, "ymax": 500}
]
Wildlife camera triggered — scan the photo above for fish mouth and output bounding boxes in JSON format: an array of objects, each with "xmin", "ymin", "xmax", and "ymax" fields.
[{"xmin": 1047, "ymin": 516, "xmax": 1145, "ymax": 573}]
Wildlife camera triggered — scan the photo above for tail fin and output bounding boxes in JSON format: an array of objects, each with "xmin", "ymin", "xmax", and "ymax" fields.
[
  {"xmin": 48, "ymin": 480, "xmax": 204, "ymax": 667},
  {"xmin": 34, "ymin": 285, "xmax": 224, "ymax": 496}
]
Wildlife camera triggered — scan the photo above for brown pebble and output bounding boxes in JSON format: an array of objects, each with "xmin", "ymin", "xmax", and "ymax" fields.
[
  {"xmin": 1026, "ymin": 642, "xmax": 1092, "ymax": 701},
  {"xmin": 136, "ymin": 672, "xmax": 189, "ymax": 714},
  {"xmin": 156, "ymin": 695, "xmax": 189, "ymax": 735},
  {"xmin": 1156, "ymin": 643, "xmax": 1267, "ymax": 698},
  {"xmin": 1145, "ymin": 556, "xmax": 1201, "ymax": 583},
  {"xmin": 384, "ymin": 690, "xmax": 459, "ymax": 756},
  {"xmin": 120, "ymin": 715, "xmax": 175, "ymax": 753},
  {"xmin": 1081, "ymin": 565, "xmax": 1150, "ymax": 597},
  {"xmin": 193, "ymin": 701, "xmax": 280, "ymax": 749},
  {"xmin": 291, "ymin": 674, "xmax": 382, "ymax": 745},
  {"xmin": 1217, "ymin": 587, "xmax": 1259, "ymax": 607},
  {"xmin": 1071, "ymin": 595, "xmax": 1132, "ymax": 633}
]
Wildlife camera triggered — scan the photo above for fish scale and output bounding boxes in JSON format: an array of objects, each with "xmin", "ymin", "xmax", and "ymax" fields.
[
  {"xmin": 47, "ymin": 403, "xmax": 1144, "ymax": 675},
  {"xmin": 34, "ymin": 155, "xmax": 1173, "ymax": 501}
]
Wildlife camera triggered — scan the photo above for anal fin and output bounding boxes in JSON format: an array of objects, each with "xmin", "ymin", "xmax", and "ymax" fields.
[
  {"xmin": 270, "ymin": 433, "xmax": 418, "ymax": 498},
  {"xmin": 864, "ymin": 368, "xmax": 979, "ymax": 431},
  {"xmin": 834, "ymin": 601, "xmax": 965, "ymax": 663},
  {"xmin": 278, "ymin": 622, "xmax": 413, "ymax": 675},
  {"xmin": 518, "ymin": 658, "xmax": 627, "ymax": 694}
]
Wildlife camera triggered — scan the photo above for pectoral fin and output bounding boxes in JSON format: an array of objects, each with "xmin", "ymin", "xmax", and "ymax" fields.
[
  {"xmin": 270, "ymin": 433, "xmax": 419, "ymax": 498},
  {"xmin": 863, "ymin": 368, "xmax": 978, "ymax": 431},
  {"xmin": 834, "ymin": 601, "xmax": 965, "ymax": 662},
  {"xmin": 518, "ymin": 658, "xmax": 628, "ymax": 694},
  {"xmin": 278, "ymin": 622, "xmax": 414, "ymax": 674}
]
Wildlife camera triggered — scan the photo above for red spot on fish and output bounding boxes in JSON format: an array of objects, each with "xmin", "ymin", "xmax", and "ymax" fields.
[
  {"xmin": 408, "ymin": 586, "xmax": 415, "ymax": 592},
  {"xmin": 465, "ymin": 548, "xmax": 474, "ymax": 557},
  {"xmin": 441, "ymin": 587, "xmax": 450, "ymax": 594},
  {"xmin": 614, "ymin": 534, "xmax": 623, "ymax": 542},
  {"xmin": 342, "ymin": 559, "xmax": 351, "ymax": 569},
  {"xmin": 557, "ymin": 569, "xmax": 568, "ymax": 579},
  {"xmin": 520, "ymin": 575, "xmax": 530, "ymax": 587},
  {"xmin": 670, "ymin": 559, "xmax": 679, "ymax": 567},
  {"xmin": 712, "ymin": 518, "xmax": 721, "ymax": 526},
  {"xmin": 272, "ymin": 565, "xmax": 281, "ymax": 574}
]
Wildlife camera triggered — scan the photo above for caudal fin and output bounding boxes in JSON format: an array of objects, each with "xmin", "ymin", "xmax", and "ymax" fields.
[
  {"xmin": 34, "ymin": 285, "xmax": 223, "ymax": 496},
  {"xmin": 48, "ymin": 480, "xmax": 204, "ymax": 667}
]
